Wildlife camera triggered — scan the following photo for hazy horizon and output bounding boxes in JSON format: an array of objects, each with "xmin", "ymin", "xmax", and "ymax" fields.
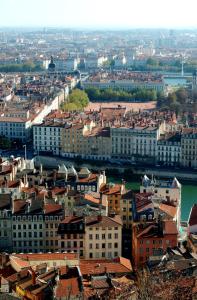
[{"xmin": 1, "ymin": 0, "xmax": 197, "ymax": 29}]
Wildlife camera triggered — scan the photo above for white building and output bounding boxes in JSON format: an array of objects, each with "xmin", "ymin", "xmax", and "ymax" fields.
[
  {"xmin": 140, "ymin": 175, "xmax": 182, "ymax": 230},
  {"xmin": 111, "ymin": 123, "xmax": 165, "ymax": 163},
  {"xmin": 33, "ymin": 121, "xmax": 64, "ymax": 156}
]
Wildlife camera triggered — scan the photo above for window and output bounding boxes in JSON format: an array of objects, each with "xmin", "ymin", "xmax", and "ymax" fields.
[
  {"xmin": 89, "ymin": 253, "xmax": 93, "ymax": 258},
  {"xmin": 102, "ymin": 243, "xmax": 105, "ymax": 249},
  {"xmin": 96, "ymin": 243, "xmax": 99, "ymax": 249},
  {"xmin": 96, "ymin": 234, "xmax": 99, "ymax": 240},
  {"xmin": 108, "ymin": 233, "xmax": 112, "ymax": 239},
  {"xmin": 113, "ymin": 232, "xmax": 118, "ymax": 238},
  {"xmin": 102, "ymin": 252, "xmax": 105, "ymax": 258},
  {"xmin": 89, "ymin": 234, "xmax": 93, "ymax": 240},
  {"xmin": 102, "ymin": 234, "xmax": 105, "ymax": 239},
  {"xmin": 114, "ymin": 243, "xmax": 118, "ymax": 248},
  {"xmin": 140, "ymin": 248, "xmax": 143, "ymax": 254},
  {"xmin": 89, "ymin": 244, "xmax": 93, "ymax": 249}
]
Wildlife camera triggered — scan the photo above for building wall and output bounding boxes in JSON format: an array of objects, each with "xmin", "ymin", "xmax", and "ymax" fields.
[
  {"xmin": 181, "ymin": 133, "xmax": 197, "ymax": 168},
  {"xmin": 84, "ymin": 223, "xmax": 122, "ymax": 259},
  {"xmin": 132, "ymin": 229, "xmax": 177, "ymax": 267},
  {"xmin": 33, "ymin": 125, "xmax": 63, "ymax": 155}
]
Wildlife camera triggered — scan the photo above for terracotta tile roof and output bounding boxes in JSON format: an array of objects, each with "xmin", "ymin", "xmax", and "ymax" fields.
[
  {"xmin": 10, "ymin": 255, "xmax": 30, "ymax": 270},
  {"xmin": 85, "ymin": 215, "xmax": 122, "ymax": 227},
  {"xmin": 159, "ymin": 203, "xmax": 177, "ymax": 218},
  {"xmin": 44, "ymin": 203, "xmax": 62, "ymax": 215},
  {"xmin": 14, "ymin": 253, "xmax": 78, "ymax": 261},
  {"xmin": 163, "ymin": 220, "xmax": 178, "ymax": 235},
  {"xmin": 5, "ymin": 269, "xmax": 29, "ymax": 283},
  {"xmin": 78, "ymin": 173, "xmax": 97, "ymax": 183},
  {"xmin": 0, "ymin": 180, "xmax": 20, "ymax": 188},
  {"xmin": 13, "ymin": 199, "xmax": 27, "ymax": 214},
  {"xmin": 55, "ymin": 278, "xmax": 80, "ymax": 298},
  {"xmin": 189, "ymin": 204, "xmax": 197, "ymax": 226},
  {"xmin": 80, "ymin": 257, "xmax": 132, "ymax": 275},
  {"xmin": 92, "ymin": 279, "xmax": 109, "ymax": 289},
  {"xmin": 105, "ymin": 184, "xmax": 122, "ymax": 195},
  {"xmin": 51, "ymin": 187, "xmax": 67, "ymax": 195},
  {"xmin": 60, "ymin": 216, "xmax": 83, "ymax": 224}
]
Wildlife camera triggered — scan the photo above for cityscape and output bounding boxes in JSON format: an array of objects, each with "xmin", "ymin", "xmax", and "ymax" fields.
[{"xmin": 0, "ymin": 0, "xmax": 197, "ymax": 299}]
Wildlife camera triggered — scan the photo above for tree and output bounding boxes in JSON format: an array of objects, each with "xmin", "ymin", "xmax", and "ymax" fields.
[
  {"xmin": 146, "ymin": 58, "xmax": 158, "ymax": 67},
  {"xmin": 69, "ymin": 89, "xmax": 89, "ymax": 107},
  {"xmin": 62, "ymin": 89, "xmax": 89, "ymax": 111}
]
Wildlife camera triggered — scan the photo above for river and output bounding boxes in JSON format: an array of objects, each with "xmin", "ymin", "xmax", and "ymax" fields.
[{"xmin": 108, "ymin": 177, "xmax": 197, "ymax": 222}]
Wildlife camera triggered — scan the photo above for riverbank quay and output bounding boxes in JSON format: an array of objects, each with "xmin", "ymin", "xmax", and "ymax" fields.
[{"xmin": 34, "ymin": 155, "xmax": 197, "ymax": 183}]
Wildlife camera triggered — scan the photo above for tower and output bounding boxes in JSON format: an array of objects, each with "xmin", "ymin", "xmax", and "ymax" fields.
[{"xmin": 48, "ymin": 56, "xmax": 56, "ymax": 72}]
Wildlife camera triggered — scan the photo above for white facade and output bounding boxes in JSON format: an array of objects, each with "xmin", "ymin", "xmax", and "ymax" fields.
[
  {"xmin": 33, "ymin": 124, "xmax": 63, "ymax": 155},
  {"xmin": 82, "ymin": 79, "xmax": 165, "ymax": 92},
  {"xmin": 0, "ymin": 118, "xmax": 32, "ymax": 142},
  {"xmin": 111, "ymin": 125, "xmax": 162, "ymax": 162}
]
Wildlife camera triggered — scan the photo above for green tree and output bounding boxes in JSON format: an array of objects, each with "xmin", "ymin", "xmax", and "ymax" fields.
[
  {"xmin": 69, "ymin": 89, "xmax": 89, "ymax": 107},
  {"xmin": 146, "ymin": 57, "xmax": 158, "ymax": 66},
  {"xmin": 62, "ymin": 89, "xmax": 89, "ymax": 111}
]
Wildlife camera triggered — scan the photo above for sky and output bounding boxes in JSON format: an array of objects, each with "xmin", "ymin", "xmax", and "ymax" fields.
[{"xmin": 1, "ymin": 0, "xmax": 197, "ymax": 29}]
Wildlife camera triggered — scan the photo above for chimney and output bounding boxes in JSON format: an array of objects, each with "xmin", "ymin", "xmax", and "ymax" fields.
[
  {"xmin": 97, "ymin": 215, "xmax": 102, "ymax": 222},
  {"xmin": 28, "ymin": 268, "xmax": 36, "ymax": 285}
]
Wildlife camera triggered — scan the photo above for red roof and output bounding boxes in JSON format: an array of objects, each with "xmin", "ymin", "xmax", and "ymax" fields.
[
  {"xmin": 55, "ymin": 278, "xmax": 80, "ymax": 298},
  {"xmin": 44, "ymin": 204, "xmax": 62, "ymax": 215},
  {"xmin": 189, "ymin": 204, "xmax": 197, "ymax": 226},
  {"xmin": 14, "ymin": 253, "xmax": 78, "ymax": 261},
  {"xmin": 80, "ymin": 257, "xmax": 132, "ymax": 275},
  {"xmin": 159, "ymin": 203, "xmax": 177, "ymax": 218}
]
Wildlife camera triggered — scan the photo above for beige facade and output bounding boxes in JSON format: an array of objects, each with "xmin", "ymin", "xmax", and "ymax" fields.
[
  {"xmin": 62, "ymin": 122, "xmax": 111, "ymax": 160},
  {"xmin": 120, "ymin": 191, "xmax": 133, "ymax": 229},
  {"xmin": 84, "ymin": 215, "xmax": 122, "ymax": 259}
]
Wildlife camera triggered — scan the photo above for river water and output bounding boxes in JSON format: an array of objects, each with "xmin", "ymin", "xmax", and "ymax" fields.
[{"xmin": 108, "ymin": 177, "xmax": 197, "ymax": 222}]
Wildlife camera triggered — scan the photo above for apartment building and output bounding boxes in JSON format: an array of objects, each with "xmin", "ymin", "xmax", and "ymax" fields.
[
  {"xmin": 33, "ymin": 121, "xmax": 63, "ymax": 155},
  {"xmin": 140, "ymin": 175, "xmax": 181, "ymax": 229},
  {"xmin": 57, "ymin": 214, "xmax": 122, "ymax": 259},
  {"xmin": 157, "ymin": 133, "xmax": 181, "ymax": 166},
  {"xmin": 111, "ymin": 123, "xmax": 164, "ymax": 163},
  {"xmin": 84, "ymin": 215, "xmax": 122, "ymax": 259},
  {"xmin": 101, "ymin": 183, "xmax": 126, "ymax": 215},
  {"xmin": 82, "ymin": 71, "xmax": 165, "ymax": 92},
  {"xmin": 181, "ymin": 128, "xmax": 197, "ymax": 168},
  {"xmin": 11, "ymin": 201, "xmax": 64, "ymax": 253},
  {"xmin": 0, "ymin": 117, "xmax": 32, "ymax": 142},
  {"xmin": 62, "ymin": 121, "xmax": 111, "ymax": 161},
  {"xmin": 57, "ymin": 216, "xmax": 85, "ymax": 257},
  {"xmin": 132, "ymin": 219, "xmax": 178, "ymax": 268}
]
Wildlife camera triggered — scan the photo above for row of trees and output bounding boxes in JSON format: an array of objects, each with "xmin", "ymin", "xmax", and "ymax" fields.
[
  {"xmin": 157, "ymin": 88, "xmax": 192, "ymax": 114},
  {"xmin": 0, "ymin": 62, "xmax": 44, "ymax": 72},
  {"xmin": 85, "ymin": 87, "xmax": 158, "ymax": 102},
  {"xmin": 61, "ymin": 89, "xmax": 89, "ymax": 111}
]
